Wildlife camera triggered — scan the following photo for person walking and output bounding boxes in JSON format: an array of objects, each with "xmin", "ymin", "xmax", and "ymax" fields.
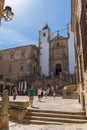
[
  {"xmin": 41, "ymin": 88, "xmax": 43, "ymax": 99},
  {"xmin": 28, "ymin": 85, "xmax": 35, "ymax": 107},
  {"xmin": 12, "ymin": 87, "xmax": 18, "ymax": 100},
  {"xmin": 53, "ymin": 92, "xmax": 56, "ymax": 99},
  {"xmin": 37, "ymin": 88, "xmax": 42, "ymax": 101}
]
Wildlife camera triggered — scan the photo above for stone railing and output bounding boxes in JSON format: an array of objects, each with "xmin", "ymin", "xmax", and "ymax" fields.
[
  {"xmin": 63, "ymin": 84, "xmax": 77, "ymax": 99},
  {"xmin": 9, "ymin": 102, "xmax": 28, "ymax": 122}
]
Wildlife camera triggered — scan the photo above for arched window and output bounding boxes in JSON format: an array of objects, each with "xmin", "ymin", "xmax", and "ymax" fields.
[
  {"xmin": 56, "ymin": 43, "xmax": 60, "ymax": 47},
  {"xmin": 20, "ymin": 66, "xmax": 23, "ymax": 71},
  {"xmin": 43, "ymin": 32, "xmax": 46, "ymax": 37},
  {"xmin": 22, "ymin": 52, "xmax": 25, "ymax": 57}
]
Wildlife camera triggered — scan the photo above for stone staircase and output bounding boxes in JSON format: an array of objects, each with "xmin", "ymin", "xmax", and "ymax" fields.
[
  {"xmin": 32, "ymin": 75, "xmax": 76, "ymax": 89},
  {"xmin": 21, "ymin": 109, "xmax": 87, "ymax": 125}
]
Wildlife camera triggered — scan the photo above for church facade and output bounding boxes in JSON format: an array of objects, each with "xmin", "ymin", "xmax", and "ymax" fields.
[
  {"xmin": 0, "ymin": 25, "xmax": 70, "ymax": 83},
  {"xmin": 39, "ymin": 25, "xmax": 69, "ymax": 77}
]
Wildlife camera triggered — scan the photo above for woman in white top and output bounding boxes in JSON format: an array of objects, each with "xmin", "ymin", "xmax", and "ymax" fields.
[{"xmin": 37, "ymin": 88, "xmax": 42, "ymax": 101}]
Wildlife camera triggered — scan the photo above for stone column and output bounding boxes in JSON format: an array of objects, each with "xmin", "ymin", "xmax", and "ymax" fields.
[
  {"xmin": 0, "ymin": 0, "xmax": 5, "ymax": 22},
  {"xmin": 0, "ymin": 89, "xmax": 9, "ymax": 130}
]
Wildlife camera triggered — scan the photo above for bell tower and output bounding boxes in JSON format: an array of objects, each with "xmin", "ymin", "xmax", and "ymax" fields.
[{"xmin": 39, "ymin": 24, "xmax": 53, "ymax": 76}]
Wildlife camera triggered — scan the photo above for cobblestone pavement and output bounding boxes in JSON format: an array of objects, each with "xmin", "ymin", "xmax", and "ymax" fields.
[
  {"xmin": 9, "ymin": 96, "xmax": 83, "ymax": 112},
  {"xmin": 9, "ymin": 122, "xmax": 87, "ymax": 130},
  {"xmin": 1, "ymin": 96, "xmax": 87, "ymax": 130}
]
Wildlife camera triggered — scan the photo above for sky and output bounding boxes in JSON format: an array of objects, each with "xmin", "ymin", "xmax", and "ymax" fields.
[{"xmin": 0, "ymin": 0, "xmax": 71, "ymax": 50}]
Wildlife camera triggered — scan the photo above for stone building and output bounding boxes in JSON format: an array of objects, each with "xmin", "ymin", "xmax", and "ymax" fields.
[
  {"xmin": 39, "ymin": 24, "xmax": 69, "ymax": 77},
  {"xmin": 0, "ymin": 24, "xmax": 74, "ymax": 93},
  {"xmin": 49, "ymin": 35, "xmax": 69, "ymax": 76},
  {"xmin": 71, "ymin": 0, "xmax": 87, "ymax": 116},
  {"xmin": 0, "ymin": 25, "xmax": 69, "ymax": 82},
  {"xmin": 0, "ymin": 45, "xmax": 39, "ymax": 82}
]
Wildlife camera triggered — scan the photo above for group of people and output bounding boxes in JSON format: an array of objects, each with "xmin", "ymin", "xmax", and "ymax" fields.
[
  {"xmin": 12, "ymin": 84, "xmax": 61, "ymax": 108},
  {"xmin": 12, "ymin": 85, "xmax": 35, "ymax": 107},
  {"xmin": 37, "ymin": 88, "xmax": 48, "ymax": 101},
  {"xmin": 28, "ymin": 86, "xmax": 49, "ymax": 107},
  {"xmin": 28, "ymin": 85, "xmax": 58, "ymax": 107}
]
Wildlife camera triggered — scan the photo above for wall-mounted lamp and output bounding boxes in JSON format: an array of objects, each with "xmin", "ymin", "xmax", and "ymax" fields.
[{"xmin": 2, "ymin": 6, "xmax": 14, "ymax": 21}]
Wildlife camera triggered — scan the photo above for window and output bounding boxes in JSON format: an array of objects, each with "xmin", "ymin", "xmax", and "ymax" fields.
[
  {"xmin": 0, "ymin": 56, "xmax": 3, "ymax": 60},
  {"xmin": 20, "ymin": 66, "xmax": 23, "ymax": 71},
  {"xmin": 8, "ymin": 67, "xmax": 12, "ymax": 73},
  {"xmin": 11, "ymin": 54, "xmax": 14, "ymax": 59},
  {"xmin": 85, "ymin": 2, "xmax": 87, "ymax": 9},
  {"xmin": 0, "ymin": 75, "xmax": 3, "ymax": 79},
  {"xmin": 56, "ymin": 43, "xmax": 60, "ymax": 47},
  {"xmin": 43, "ymin": 32, "xmax": 46, "ymax": 37},
  {"xmin": 22, "ymin": 52, "xmax": 25, "ymax": 57}
]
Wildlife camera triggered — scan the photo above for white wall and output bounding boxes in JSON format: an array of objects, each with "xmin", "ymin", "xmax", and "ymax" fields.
[
  {"xmin": 39, "ymin": 28, "xmax": 53, "ymax": 76},
  {"xmin": 68, "ymin": 23, "xmax": 75, "ymax": 74}
]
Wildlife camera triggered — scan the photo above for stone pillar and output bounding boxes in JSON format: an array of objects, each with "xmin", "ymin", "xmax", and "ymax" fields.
[
  {"xmin": 10, "ymin": 82, "xmax": 12, "ymax": 96},
  {"xmin": 0, "ymin": 0, "xmax": 5, "ymax": 23},
  {"xmin": 0, "ymin": 89, "xmax": 9, "ymax": 130}
]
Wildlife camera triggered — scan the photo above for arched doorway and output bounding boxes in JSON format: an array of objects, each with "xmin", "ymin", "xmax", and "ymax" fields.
[{"xmin": 55, "ymin": 64, "xmax": 62, "ymax": 76}]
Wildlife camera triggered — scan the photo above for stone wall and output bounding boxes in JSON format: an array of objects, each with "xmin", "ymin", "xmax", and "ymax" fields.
[
  {"xmin": 63, "ymin": 84, "xmax": 78, "ymax": 99},
  {"xmin": 0, "ymin": 45, "xmax": 39, "ymax": 81}
]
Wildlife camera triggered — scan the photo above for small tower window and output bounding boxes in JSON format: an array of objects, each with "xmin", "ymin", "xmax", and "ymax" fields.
[
  {"xmin": 8, "ymin": 67, "xmax": 12, "ymax": 73},
  {"xmin": 43, "ymin": 32, "xmax": 46, "ymax": 37},
  {"xmin": 20, "ymin": 66, "xmax": 23, "ymax": 71},
  {"xmin": 56, "ymin": 43, "xmax": 60, "ymax": 47}
]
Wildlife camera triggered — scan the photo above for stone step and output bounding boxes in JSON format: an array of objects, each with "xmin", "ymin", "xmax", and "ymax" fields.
[
  {"xmin": 22, "ymin": 119, "xmax": 64, "ymax": 125},
  {"xmin": 25, "ymin": 112, "xmax": 87, "ymax": 120},
  {"xmin": 28, "ymin": 109, "xmax": 85, "ymax": 115},
  {"xmin": 22, "ymin": 116, "xmax": 87, "ymax": 124},
  {"xmin": 21, "ymin": 109, "xmax": 87, "ymax": 124}
]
